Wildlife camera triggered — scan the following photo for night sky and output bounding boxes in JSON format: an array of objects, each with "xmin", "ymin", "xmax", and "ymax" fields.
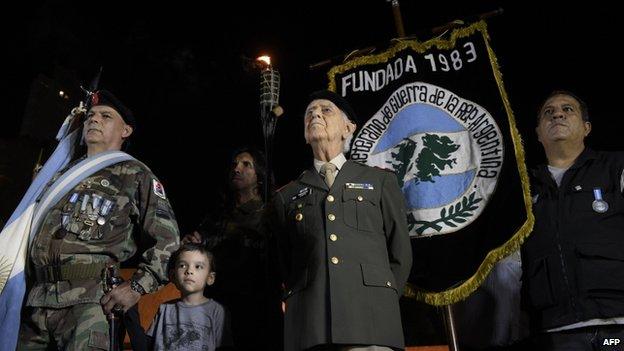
[{"xmin": 1, "ymin": 0, "xmax": 620, "ymax": 233}]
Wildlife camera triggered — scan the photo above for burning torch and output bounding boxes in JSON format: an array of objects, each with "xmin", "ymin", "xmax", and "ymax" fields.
[{"xmin": 257, "ymin": 55, "xmax": 283, "ymax": 201}]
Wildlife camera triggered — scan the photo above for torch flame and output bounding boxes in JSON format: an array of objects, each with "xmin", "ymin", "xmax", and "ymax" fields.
[{"xmin": 256, "ymin": 56, "xmax": 271, "ymax": 67}]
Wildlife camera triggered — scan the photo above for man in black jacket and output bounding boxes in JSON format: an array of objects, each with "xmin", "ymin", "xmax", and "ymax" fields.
[
  {"xmin": 270, "ymin": 90, "xmax": 412, "ymax": 351},
  {"xmin": 522, "ymin": 90, "xmax": 624, "ymax": 350}
]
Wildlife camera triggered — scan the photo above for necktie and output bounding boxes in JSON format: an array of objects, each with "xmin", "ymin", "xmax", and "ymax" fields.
[{"xmin": 320, "ymin": 162, "xmax": 337, "ymax": 188}]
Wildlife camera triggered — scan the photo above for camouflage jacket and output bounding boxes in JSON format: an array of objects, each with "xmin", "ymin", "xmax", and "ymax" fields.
[
  {"xmin": 199, "ymin": 199, "xmax": 270, "ymax": 295},
  {"xmin": 27, "ymin": 159, "xmax": 180, "ymax": 308}
]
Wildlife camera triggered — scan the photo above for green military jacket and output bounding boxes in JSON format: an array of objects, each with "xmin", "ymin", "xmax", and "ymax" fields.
[
  {"xmin": 271, "ymin": 160, "xmax": 412, "ymax": 351},
  {"xmin": 27, "ymin": 159, "xmax": 180, "ymax": 308},
  {"xmin": 200, "ymin": 199, "xmax": 269, "ymax": 294}
]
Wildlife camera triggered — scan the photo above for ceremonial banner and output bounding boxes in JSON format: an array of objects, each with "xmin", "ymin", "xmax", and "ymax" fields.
[{"xmin": 328, "ymin": 21, "xmax": 533, "ymax": 305}]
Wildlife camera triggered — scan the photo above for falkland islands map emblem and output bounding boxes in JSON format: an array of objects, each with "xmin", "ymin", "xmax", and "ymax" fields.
[{"xmin": 353, "ymin": 82, "xmax": 503, "ymax": 237}]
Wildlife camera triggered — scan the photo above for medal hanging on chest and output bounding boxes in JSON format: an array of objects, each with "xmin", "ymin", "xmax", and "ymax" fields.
[{"xmin": 592, "ymin": 187, "xmax": 609, "ymax": 213}]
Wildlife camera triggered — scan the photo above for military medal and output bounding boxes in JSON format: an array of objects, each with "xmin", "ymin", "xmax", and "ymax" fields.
[
  {"xmin": 95, "ymin": 196, "xmax": 108, "ymax": 226},
  {"xmin": 592, "ymin": 187, "xmax": 609, "ymax": 213},
  {"xmin": 80, "ymin": 194, "xmax": 90, "ymax": 212},
  {"xmin": 95, "ymin": 199, "xmax": 113, "ymax": 232},
  {"xmin": 64, "ymin": 193, "xmax": 79, "ymax": 211},
  {"xmin": 61, "ymin": 213, "xmax": 70, "ymax": 226},
  {"xmin": 88, "ymin": 194, "xmax": 102, "ymax": 222},
  {"xmin": 69, "ymin": 193, "xmax": 79, "ymax": 203},
  {"xmin": 101, "ymin": 200, "xmax": 113, "ymax": 216},
  {"xmin": 92, "ymin": 194, "xmax": 102, "ymax": 211}
]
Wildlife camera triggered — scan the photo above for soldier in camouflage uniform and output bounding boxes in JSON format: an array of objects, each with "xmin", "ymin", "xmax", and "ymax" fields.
[{"xmin": 18, "ymin": 90, "xmax": 180, "ymax": 350}]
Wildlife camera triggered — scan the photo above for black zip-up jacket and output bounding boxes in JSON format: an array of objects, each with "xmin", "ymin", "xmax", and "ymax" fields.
[{"xmin": 521, "ymin": 148, "xmax": 624, "ymax": 330}]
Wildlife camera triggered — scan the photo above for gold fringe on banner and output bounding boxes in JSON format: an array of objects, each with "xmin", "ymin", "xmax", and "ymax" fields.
[{"xmin": 328, "ymin": 21, "xmax": 534, "ymax": 306}]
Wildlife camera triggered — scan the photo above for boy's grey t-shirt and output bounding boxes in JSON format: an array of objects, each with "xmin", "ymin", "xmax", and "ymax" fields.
[{"xmin": 147, "ymin": 298, "xmax": 232, "ymax": 351}]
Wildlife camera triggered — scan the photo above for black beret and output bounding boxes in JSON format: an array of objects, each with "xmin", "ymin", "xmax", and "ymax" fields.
[
  {"xmin": 88, "ymin": 90, "xmax": 136, "ymax": 129},
  {"xmin": 307, "ymin": 90, "xmax": 357, "ymax": 124}
]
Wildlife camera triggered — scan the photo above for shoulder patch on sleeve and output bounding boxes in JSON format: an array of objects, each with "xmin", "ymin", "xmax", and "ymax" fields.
[{"xmin": 152, "ymin": 179, "xmax": 167, "ymax": 199}]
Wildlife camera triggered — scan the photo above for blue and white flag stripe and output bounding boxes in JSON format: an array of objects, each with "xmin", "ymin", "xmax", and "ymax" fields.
[{"xmin": 0, "ymin": 125, "xmax": 78, "ymax": 351}]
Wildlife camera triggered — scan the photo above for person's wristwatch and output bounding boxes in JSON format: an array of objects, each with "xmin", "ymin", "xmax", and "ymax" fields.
[{"xmin": 129, "ymin": 279, "xmax": 146, "ymax": 295}]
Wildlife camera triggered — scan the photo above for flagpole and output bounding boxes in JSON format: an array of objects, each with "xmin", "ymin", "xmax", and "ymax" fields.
[
  {"xmin": 431, "ymin": 8, "xmax": 504, "ymax": 36},
  {"xmin": 32, "ymin": 148, "xmax": 44, "ymax": 180},
  {"xmin": 387, "ymin": 0, "xmax": 406, "ymax": 38},
  {"xmin": 443, "ymin": 304, "xmax": 460, "ymax": 351}
]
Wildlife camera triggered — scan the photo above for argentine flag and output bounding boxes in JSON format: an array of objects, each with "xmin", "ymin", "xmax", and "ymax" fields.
[{"xmin": 0, "ymin": 111, "xmax": 81, "ymax": 351}]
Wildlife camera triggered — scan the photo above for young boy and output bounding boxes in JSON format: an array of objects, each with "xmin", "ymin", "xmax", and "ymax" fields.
[{"xmin": 147, "ymin": 243, "xmax": 232, "ymax": 350}]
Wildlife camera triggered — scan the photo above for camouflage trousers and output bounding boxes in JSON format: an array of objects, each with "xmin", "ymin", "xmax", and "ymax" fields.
[{"xmin": 18, "ymin": 303, "xmax": 110, "ymax": 350}]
